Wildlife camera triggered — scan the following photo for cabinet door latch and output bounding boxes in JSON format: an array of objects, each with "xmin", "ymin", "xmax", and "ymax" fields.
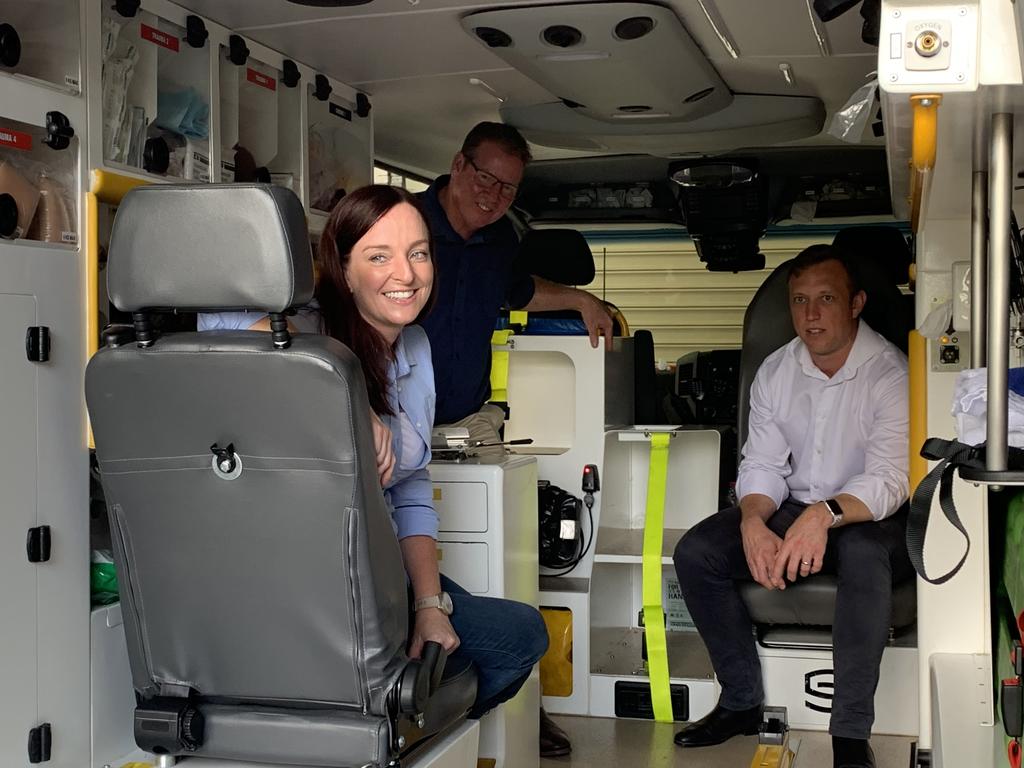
[
  {"xmin": 26, "ymin": 326, "xmax": 50, "ymax": 362},
  {"xmin": 27, "ymin": 526, "xmax": 51, "ymax": 563},
  {"xmin": 43, "ymin": 112, "xmax": 74, "ymax": 151},
  {"xmin": 28, "ymin": 723, "xmax": 51, "ymax": 763}
]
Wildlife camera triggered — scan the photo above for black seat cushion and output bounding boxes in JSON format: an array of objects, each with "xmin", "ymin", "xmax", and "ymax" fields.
[{"xmin": 738, "ymin": 575, "xmax": 916, "ymax": 629}]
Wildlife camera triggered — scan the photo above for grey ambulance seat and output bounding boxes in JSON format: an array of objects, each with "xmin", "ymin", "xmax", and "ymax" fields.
[
  {"xmin": 85, "ymin": 184, "xmax": 476, "ymax": 767},
  {"xmin": 735, "ymin": 231, "xmax": 916, "ymax": 636}
]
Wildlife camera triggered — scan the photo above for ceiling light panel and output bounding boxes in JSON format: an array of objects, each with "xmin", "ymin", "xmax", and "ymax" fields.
[{"xmin": 462, "ymin": 2, "xmax": 733, "ymax": 124}]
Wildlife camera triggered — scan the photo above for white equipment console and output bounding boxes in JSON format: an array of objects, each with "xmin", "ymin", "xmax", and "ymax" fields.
[{"xmin": 430, "ymin": 454, "xmax": 540, "ymax": 768}]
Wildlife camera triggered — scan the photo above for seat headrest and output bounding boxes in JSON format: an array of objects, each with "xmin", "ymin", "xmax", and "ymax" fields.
[
  {"xmin": 107, "ymin": 184, "xmax": 315, "ymax": 313},
  {"xmin": 832, "ymin": 226, "xmax": 911, "ymax": 287},
  {"xmin": 517, "ymin": 228, "xmax": 595, "ymax": 286}
]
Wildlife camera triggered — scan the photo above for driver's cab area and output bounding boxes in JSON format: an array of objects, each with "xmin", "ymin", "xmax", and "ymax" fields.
[{"xmin": 499, "ymin": 144, "xmax": 922, "ymax": 762}]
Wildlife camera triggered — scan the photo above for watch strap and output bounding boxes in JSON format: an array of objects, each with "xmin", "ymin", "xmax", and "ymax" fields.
[
  {"xmin": 414, "ymin": 594, "xmax": 441, "ymax": 611},
  {"xmin": 824, "ymin": 497, "xmax": 844, "ymax": 527}
]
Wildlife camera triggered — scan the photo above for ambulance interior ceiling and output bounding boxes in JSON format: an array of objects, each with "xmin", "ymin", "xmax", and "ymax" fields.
[{"xmin": 176, "ymin": 0, "xmax": 889, "ymax": 219}]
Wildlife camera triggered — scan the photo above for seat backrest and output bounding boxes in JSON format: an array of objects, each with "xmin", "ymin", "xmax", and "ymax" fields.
[
  {"xmin": 86, "ymin": 185, "xmax": 409, "ymax": 717},
  {"xmin": 518, "ymin": 228, "xmax": 595, "ymax": 286},
  {"xmin": 513, "ymin": 227, "xmax": 631, "ymax": 335},
  {"xmin": 736, "ymin": 229, "xmax": 912, "ymax": 454}
]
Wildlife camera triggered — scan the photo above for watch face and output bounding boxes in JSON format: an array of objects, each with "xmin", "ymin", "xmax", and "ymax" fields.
[{"xmin": 440, "ymin": 592, "xmax": 454, "ymax": 615}]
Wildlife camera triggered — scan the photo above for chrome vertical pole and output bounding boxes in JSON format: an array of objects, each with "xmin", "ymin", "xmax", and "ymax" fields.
[
  {"xmin": 972, "ymin": 117, "xmax": 989, "ymax": 367},
  {"xmin": 987, "ymin": 113, "xmax": 1012, "ymax": 472}
]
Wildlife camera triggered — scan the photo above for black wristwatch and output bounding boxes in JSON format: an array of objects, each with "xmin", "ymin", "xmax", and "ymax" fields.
[{"xmin": 824, "ymin": 497, "xmax": 844, "ymax": 528}]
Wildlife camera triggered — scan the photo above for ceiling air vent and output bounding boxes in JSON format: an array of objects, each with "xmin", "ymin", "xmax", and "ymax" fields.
[
  {"xmin": 463, "ymin": 2, "xmax": 732, "ymax": 124},
  {"xmin": 685, "ymin": 87, "xmax": 716, "ymax": 103},
  {"xmin": 475, "ymin": 27, "xmax": 513, "ymax": 48},
  {"xmin": 286, "ymin": 0, "xmax": 374, "ymax": 6},
  {"xmin": 618, "ymin": 105, "xmax": 651, "ymax": 113},
  {"xmin": 500, "ymin": 94, "xmax": 826, "ymax": 154},
  {"xmin": 543, "ymin": 25, "xmax": 583, "ymax": 47},
  {"xmin": 614, "ymin": 16, "xmax": 654, "ymax": 40}
]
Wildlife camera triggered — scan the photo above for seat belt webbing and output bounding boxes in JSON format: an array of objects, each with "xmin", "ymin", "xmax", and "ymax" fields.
[{"xmin": 642, "ymin": 432, "xmax": 673, "ymax": 722}]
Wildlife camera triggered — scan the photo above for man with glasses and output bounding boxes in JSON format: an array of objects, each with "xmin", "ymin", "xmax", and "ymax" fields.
[{"xmin": 419, "ymin": 122, "xmax": 612, "ymax": 757}]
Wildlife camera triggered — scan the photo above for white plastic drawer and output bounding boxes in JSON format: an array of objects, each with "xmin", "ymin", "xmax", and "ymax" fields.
[
  {"xmin": 307, "ymin": 81, "xmax": 371, "ymax": 213},
  {"xmin": 0, "ymin": 113, "xmax": 79, "ymax": 244},
  {"xmin": 100, "ymin": 4, "xmax": 213, "ymax": 179},
  {"xmin": 433, "ymin": 481, "xmax": 488, "ymax": 533},
  {"xmin": 219, "ymin": 46, "xmax": 302, "ymax": 189},
  {"xmin": 438, "ymin": 542, "xmax": 489, "ymax": 595},
  {"xmin": 0, "ymin": 0, "xmax": 81, "ymax": 92}
]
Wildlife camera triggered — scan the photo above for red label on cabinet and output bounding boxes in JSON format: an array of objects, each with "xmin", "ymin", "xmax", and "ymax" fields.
[
  {"xmin": 0, "ymin": 127, "xmax": 32, "ymax": 151},
  {"xmin": 141, "ymin": 23, "xmax": 180, "ymax": 52},
  {"xmin": 246, "ymin": 68, "xmax": 277, "ymax": 91}
]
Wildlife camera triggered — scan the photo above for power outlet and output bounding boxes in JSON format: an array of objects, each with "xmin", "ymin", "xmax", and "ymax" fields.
[{"xmin": 931, "ymin": 331, "xmax": 970, "ymax": 372}]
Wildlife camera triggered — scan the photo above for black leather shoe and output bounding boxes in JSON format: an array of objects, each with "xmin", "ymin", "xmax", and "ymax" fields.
[
  {"xmin": 832, "ymin": 736, "xmax": 876, "ymax": 768},
  {"xmin": 674, "ymin": 703, "xmax": 763, "ymax": 747},
  {"xmin": 540, "ymin": 708, "xmax": 571, "ymax": 757}
]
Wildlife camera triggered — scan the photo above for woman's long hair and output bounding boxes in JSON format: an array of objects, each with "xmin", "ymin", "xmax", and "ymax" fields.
[{"xmin": 316, "ymin": 185, "xmax": 437, "ymax": 415}]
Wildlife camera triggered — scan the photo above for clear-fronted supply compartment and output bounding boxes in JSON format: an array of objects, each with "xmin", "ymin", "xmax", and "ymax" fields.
[
  {"xmin": 0, "ymin": 113, "xmax": 78, "ymax": 245},
  {"xmin": 101, "ymin": 2, "xmax": 211, "ymax": 180},
  {"xmin": 308, "ymin": 75, "xmax": 371, "ymax": 213},
  {"xmin": 0, "ymin": 0, "xmax": 81, "ymax": 92},
  {"xmin": 219, "ymin": 36, "xmax": 301, "ymax": 190}
]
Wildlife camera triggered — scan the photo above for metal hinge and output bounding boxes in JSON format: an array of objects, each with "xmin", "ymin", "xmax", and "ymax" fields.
[
  {"xmin": 26, "ymin": 326, "xmax": 50, "ymax": 362},
  {"xmin": 26, "ymin": 526, "xmax": 51, "ymax": 563},
  {"xmin": 28, "ymin": 723, "xmax": 51, "ymax": 763}
]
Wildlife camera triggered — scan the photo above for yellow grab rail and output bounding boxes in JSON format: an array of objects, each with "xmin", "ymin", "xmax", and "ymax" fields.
[
  {"xmin": 87, "ymin": 170, "xmax": 151, "ymax": 447},
  {"xmin": 87, "ymin": 170, "xmax": 151, "ymax": 359},
  {"xmin": 909, "ymin": 94, "xmax": 941, "ymax": 234},
  {"xmin": 908, "ymin": 331, "xmax": 928, "ymax": 491}
]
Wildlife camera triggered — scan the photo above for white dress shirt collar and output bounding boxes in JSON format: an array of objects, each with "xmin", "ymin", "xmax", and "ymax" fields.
[{"xmin": 793, "ymin": 319, "xmax": 885, "ymax": 383}]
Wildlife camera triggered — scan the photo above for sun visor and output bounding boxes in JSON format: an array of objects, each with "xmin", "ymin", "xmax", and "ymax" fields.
[
  {"xmin": 500, "ymin": 96, "xmax": 827, "ymax": 155},
  {"xmin": 461, "ymin": 2, "xmax": 733, "ymax": 124}
]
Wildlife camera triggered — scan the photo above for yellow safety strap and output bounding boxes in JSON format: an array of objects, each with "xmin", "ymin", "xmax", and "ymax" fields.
[
  {"xmin": 489, "ymin": 329, "xmax": 516, "ymax": 404},
  {"xmin": 488, "ymin": 312, "xmax": 528, "ymax": 405},
  {"xmin": 642, "ymin": 431, "xmax": 673, "ymax": 722}
]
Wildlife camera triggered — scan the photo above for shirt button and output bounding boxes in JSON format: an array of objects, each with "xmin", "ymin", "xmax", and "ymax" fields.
[{"xmin": 397, "ymin": 385, "xmax": 402, "ymax": 392}]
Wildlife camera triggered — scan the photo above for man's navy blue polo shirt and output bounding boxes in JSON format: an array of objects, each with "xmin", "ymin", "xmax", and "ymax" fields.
[{"xmin": 418, "ymin": 176, "xmax": 535, "ymax": 425}]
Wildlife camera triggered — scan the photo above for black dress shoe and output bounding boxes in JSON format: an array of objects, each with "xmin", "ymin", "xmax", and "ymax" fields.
[
  {"xmin": 674, "ymin": 703, "xmax": 763, "ymax": 747},
  {"xmin": 540, "ymin": 708, "xmax": 572, "ymax": 757},
  {"xmin": 832, "ymin": 736, "xmax": 876, "ymax": 768}
]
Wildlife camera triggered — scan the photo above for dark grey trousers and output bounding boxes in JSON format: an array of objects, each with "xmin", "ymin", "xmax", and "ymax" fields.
[{"xmin": 673, "ymin": 498, "xmax": 913, "ymax": 739}]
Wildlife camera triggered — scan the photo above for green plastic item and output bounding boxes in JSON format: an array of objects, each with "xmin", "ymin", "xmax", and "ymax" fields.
[
  {"xmin": 995, "ymin": 492, "xmax": 1024, "ymax": 746},
  {"xmin": 90, "ymin": 551, "xmax": 119, "ymax": 606}
]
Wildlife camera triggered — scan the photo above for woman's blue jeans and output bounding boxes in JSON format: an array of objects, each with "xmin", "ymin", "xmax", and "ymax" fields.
[{"xmin": 441, "ymin": 575, "xmax": 549, "ymax": 718}]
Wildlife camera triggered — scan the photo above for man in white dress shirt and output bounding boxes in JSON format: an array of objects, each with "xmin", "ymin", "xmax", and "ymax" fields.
[{"xmin": 672, "ymin": 244, "xmax": 911, "ymax": 768}]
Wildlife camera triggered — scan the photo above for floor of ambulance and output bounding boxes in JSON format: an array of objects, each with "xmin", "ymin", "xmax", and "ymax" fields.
[{"xmin": 541, "ymin": 713, "xmax": 915, "ymax": 767}]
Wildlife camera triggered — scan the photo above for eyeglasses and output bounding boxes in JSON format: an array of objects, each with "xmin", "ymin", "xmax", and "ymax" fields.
[{"xmin": 463, "ymin": 155, "xmax": 519, "ymax": 200}]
